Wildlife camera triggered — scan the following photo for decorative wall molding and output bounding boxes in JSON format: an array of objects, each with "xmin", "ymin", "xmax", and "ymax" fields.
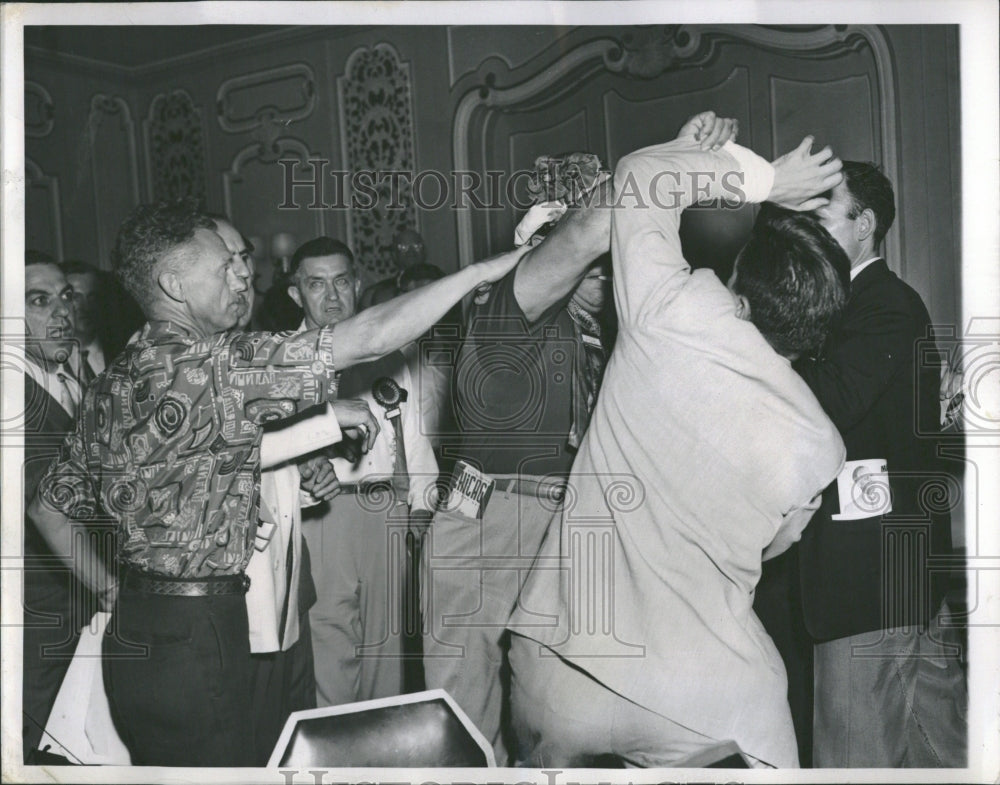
[
  {"xmin": 25, "ymin": 158, "xmax": 64, "ymax": 261},
  {"xmin": 221, "ymin": 137, "xmax": 326, "ymax": 237},
  {"xmin": 453, "ymin": 24, "xmax": 900, "ymax": 270},
  {"xmin": 337, "ymin": 42, "xmax": 418, "ymax": 279},
  {"xmin": 87, "ymin": 94, "xmax": 140, "ymax": 263},
  {"xmin": 217, "ymin": 62, "xmax": 316, "ymax": 134},
  {"xmin": 25, "ymin": 81, "xmax": 55, "ymax": 138},
  {"xmin": 452, "ymin": 38, "xmax": 619, "ymax": 268},
  {"xmin": 143, "ymin": 89, "xmax": 207, "ymax": 203},
  {"xmin": 24, "ymin": 27, "xmax": 374, "ymax": 83}
]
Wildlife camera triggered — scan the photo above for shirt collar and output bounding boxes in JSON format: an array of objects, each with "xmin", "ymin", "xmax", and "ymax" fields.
[{"xmin": 850, "ymin": 256, "xmax": 882, "ymax": 282}]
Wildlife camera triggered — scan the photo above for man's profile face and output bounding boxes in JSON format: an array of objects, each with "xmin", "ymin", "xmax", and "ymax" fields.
[
  {"xmin": 288, "ymin": 254, "xmax": 358, "ymax": 329},
  {"xmin": 814, "ymin": 181, "xmax": 860, "ymax": 262},
  {"xmin": 177, "ymin": 228, "xmax": 251, "ymax": 335},
  {"xmin": 25, "ymin": 263, "xmax": 76, "ymax": 365},
  {"xmin": 213, "ymin": 219, "xmax": 255, "ymax": 330},
  {"xmin": 66, "ymin": 270, "xmax": 98, "ymax": 343}
]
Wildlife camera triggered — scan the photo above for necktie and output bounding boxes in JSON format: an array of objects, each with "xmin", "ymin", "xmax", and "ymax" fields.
[
  {"xmin": 80, "ymin": 350, "xmax": 97, "ymax": 386},
  {"xmin": 54, "ymin": 368, "xmax": 79, "ymax": 419}
]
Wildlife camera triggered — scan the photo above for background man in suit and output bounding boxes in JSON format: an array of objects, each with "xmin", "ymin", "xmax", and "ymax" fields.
[
  {"xmin": 21, "ymin": 252, "xmax": 90, "ymax": 761},
  {"xmin": 287, "ymin": 236, "xmax": 440, "ymax": 706},
  {"xmin": 359, "ymin": 228, "xmax": 428, "ymax": 309},
  {"xmin": 796, "ymin": 162, "xmax": 967, "ymax": 767},
  {"xmin": 60, "ymin": 260, "xmax": 108, "ymax": 382}
]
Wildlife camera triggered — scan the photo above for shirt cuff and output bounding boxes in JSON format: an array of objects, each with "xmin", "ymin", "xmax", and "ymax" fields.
[
  {"xmin": 259, "ymin": 403, "xmax": 342, "ymax": 469},
  {"xmin": 722, "ymin": 141, "xmax": 775, "ymax": 204}
]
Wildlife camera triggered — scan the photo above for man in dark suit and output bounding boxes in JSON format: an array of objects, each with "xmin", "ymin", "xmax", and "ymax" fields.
[
  {"xmin": 795, "ymin": 162, "xmax": 966, "ymax": 767},
  {"xmin": 61, "ymin": 260, "xmax": 109, "ymax": 382},
  {"xmin": 21, "ymin": 252, "xmax": 94, "ymax": 761}
]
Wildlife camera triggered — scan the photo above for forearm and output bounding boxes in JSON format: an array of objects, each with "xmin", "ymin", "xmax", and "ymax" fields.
[
  {"xmin": 513, "ymin": 183, "xmax": 612, "ymax": 322},
  {"xmin": 26, "ymin": 494, "xmax": 116, "ymax": 597},
  {"xmin": 331, "ymin": 264, "xmax": 490, "ymax": 369}
]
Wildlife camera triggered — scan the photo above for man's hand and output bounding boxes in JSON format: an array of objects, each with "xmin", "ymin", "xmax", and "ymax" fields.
[
  {"xmin": 472, "ymin": 245, "xmax": 532, "ymax": 286},
  {"xmin": 299, "ymin": 455, "xmax": 342, "ymax": 501},
  {"xmin": 677, "ymin": 111, "xmax": 739, "ymax": 150},
  {"xmin": 768, "ymin": 136, "xmax": 844, "ymax": 211},
  {"xmin": 331, "ymin": 397, "xmax": 380, "ymax": 452},
  {"xmin": 515, "ymin": 201, "xmax": 568, "ymax": 247}
]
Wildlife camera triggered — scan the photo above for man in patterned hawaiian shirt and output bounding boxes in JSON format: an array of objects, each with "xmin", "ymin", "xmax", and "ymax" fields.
[{"xmin": 26, "ymin": 200, "xmax": 526, "ymax": 766}]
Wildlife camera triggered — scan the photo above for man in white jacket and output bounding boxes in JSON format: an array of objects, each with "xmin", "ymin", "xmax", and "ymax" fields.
[
  {"xmin": 216, "ymin": 218, "xmax": 379, "ymax": 759},
  {"xmin": 287, "ymin": 236, "xmax": 440, "ymax": 706}
]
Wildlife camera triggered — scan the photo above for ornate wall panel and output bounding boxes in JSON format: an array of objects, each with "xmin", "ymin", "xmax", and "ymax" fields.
[
  {"xmin": 144, "ymin": 89, "xmax": 207, "ymax": 203},
  {"xmin": 222, "ymin": 138, "xmax": 326, "ymax": 294},
  {"xmin": 453, "ymin": 25, "xmax": 899, "ymax": 275},
  {"xmin": 25, "ymin": 81, "xmax": 55, "ymax": 138},
  {"xmin": 337, "ymin": 43, "xmax": 418, "ymax": 279},
  {"xmin": 25, "ymin": 158, "xmax": 64, "ymax": 260},
  {"xmin": 217, "ymin": 63, "xmax": 316, "ymax": 134},
  {"xmin": 87, "ymin": 94, "xmax": 140, "ymax": 265}
]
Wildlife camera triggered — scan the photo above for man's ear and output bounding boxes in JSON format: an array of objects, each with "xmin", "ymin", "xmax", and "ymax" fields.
[
  {"xmin": 287, "ymin": 284, "xmax": 303, "ymax": 309},
  {"xmin": 158, "ymin": 268, "xmax": 185, "ymax": 303},
  {"xmin": 855, "ymin": 207, "xmax": 877, "ymax": 244},
  {"xmin": 734, "ymin": 294, "xmax": 752, "ymax": 322}
]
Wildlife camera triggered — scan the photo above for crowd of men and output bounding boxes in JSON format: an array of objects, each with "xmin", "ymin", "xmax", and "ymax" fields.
[{"xmin": 20, "ymin": 111, "xmax": 966, "ymax": 769}]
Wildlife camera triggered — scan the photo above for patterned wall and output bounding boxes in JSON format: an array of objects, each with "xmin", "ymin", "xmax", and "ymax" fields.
[
  {"xmin": 338, "ymin": 43, "xmax": 418, "ymax": 279},
  {"xmin": 144, "ymin": 90, "xmax": 207, "ymax": 204}
]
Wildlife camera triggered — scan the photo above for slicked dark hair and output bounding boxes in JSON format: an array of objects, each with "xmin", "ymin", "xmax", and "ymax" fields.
[
  {"xmin": 289, "ymin": 236, "xmax": 355, "ymax": 278},
  {"xmin": 841, "ymin": 160, "xmax": 895, "ymax": 247},
  {"xmin": 733, "ymin": 206, "xmax": 850, "ymax": 357},
  {"xmin": 111, "ymin": 199, "xmax": 214, "ymax": 311}
]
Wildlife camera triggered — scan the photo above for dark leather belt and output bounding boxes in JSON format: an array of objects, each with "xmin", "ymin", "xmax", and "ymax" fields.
[
  {"xmin": 123, "ymin": 569, "xmax": 250, "ymax": 597},
  {"xmin": 492, "ymin": 475, "xmax": 566, "ymax": 500},
  {"xmin": 336, "ymin": 479, "xmax": 399, "ymax": 496}
]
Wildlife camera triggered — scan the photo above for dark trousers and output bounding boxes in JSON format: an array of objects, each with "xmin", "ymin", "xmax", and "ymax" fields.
[
  {"xmin": 249, "ymin": 612, "xmax": 317, "ymax": 765},
  {"xmin": 103, "ymin": 585, "xmax": 255, "ymax": 767},
  {"xmin": 753, "ymin": 546, "xmax": 814, "ymax": 767},
  {"xmin": 22, "ymin": 582, "xmax": 80, "ymax": 761}
]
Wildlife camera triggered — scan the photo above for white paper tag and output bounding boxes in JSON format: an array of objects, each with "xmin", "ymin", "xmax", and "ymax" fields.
[
  {"xmin": 832, "ymin": 458, "xmax": 892, "ymax": 520},
  {"xmin": 254, "ymin": 519, "xmax": 276, "ymax": 551}
]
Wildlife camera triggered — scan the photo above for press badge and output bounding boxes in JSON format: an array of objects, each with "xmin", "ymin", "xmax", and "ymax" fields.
[{"xmin": 832, "ymin": 458, "xmax": 892, "ymax": 521}]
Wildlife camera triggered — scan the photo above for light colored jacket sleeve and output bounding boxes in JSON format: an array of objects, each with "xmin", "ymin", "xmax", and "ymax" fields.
[{"xmin": 612, "ymin": 138, "xmax": 773, "ymax": 326}]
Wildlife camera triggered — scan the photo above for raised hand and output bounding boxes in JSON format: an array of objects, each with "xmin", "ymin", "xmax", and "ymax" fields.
[
  {"xmin": 515, "ymin": 201, "xmax": 569, "ymax": 247},
  {"xmin": 678, "ymin": 110, "xmax": 739, "ymax": 150},
  {"xmin": 769, "ymin": 136, "xmax": 844, "ymax": 211}
]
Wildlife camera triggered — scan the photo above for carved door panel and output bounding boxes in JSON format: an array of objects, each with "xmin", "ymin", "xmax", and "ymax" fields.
[{"xmin": 454, "ymin": 26, "xmax": 896, "ymax": 278}]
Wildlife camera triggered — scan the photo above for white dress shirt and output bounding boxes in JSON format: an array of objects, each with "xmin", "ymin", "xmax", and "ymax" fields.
[
  {"xmin": 20, "ymin": 347, "xmax": 82, "ymax": 419},
  {"xmin": 333, "ymin": 350, "xmax": 439, "ymax": 512}
]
